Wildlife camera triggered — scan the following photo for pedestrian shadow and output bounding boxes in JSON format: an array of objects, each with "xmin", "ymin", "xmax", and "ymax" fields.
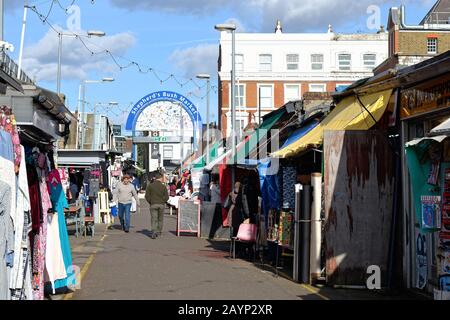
[
  {"xmin": 109, "ymin": 225, "xmax": 124, "ymax": 231},
  {"xmin": 137, "ymin": 229, "xmax": 154, "ymax": 238}
]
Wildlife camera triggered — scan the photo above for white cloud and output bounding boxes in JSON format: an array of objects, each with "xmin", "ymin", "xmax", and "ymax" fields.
[
  {"xmin": 109, "ymin": 0, "xmax": 231, "ymax": 15},
  {"xmin": 224, "ymin": 18, "xmax": 247, "ymax": 33},
  {"xmin": 109, "ymin": 0, "xmax": 429, "ymax": 32},
  {"xmin": 168, "ymin": 43, "xmax": 218, "ymax": 80},
  {"xmin": 4, "ymin": 1, "xmax": 22, "ymax": 12},
  {"xmin": 21, "ymin": 28, "xmax": 136, "ymax": 82}
]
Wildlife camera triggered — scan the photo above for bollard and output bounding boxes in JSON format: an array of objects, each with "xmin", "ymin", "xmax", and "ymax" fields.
[
  {"xmin": 293, "ymin": 184, "xmax": 302, "ymax": 282},
  {"xmin": 300, "ymin": 185, "xmax": 311, "ymax": 284}
]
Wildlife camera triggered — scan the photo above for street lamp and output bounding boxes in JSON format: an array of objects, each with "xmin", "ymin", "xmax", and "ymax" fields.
[
  {"xmin": 56, "ymin": 30, "xmax": 106, "ymax": 94},
  {"xmin": 215, "ymin": 23, "xmax": 236, "ymax": 186},
  {"xmin": 196, "ymin": 73, "xmax": 211, "ymax": 164},
  {"xmin": 77, "ymin": 77, "xmax": 115, "ymax": 149}
]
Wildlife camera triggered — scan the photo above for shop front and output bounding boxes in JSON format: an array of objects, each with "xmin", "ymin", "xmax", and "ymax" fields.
[{"xmin": 401, "ymin": 73, "xmax": 450, "ymax": 299}]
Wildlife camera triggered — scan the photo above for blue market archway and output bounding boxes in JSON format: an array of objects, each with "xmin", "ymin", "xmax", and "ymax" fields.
[{"xmin": 126, "ymin": 91, "xmax": 203, "ymax": 160}]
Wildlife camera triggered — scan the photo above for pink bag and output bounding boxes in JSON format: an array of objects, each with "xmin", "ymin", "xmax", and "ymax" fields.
[{"xmin": 236, "ymin": 223, "xmax": 257, "ymax": 242}]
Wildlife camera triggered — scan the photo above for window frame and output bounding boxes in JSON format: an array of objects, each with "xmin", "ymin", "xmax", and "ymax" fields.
[
  {"xmin": 337, "ymin": 53, "xmax": 352, "ymax": 71},
  {"xmin": 308, "ymin": 83, "xmax": 327, "ymax": 93},
  {"xmin": 230, "ymin": 83, "xmax": 246, "ymax": 109},
  {"xmin": 363, "ymin": 53, "xmax": 377, "ymax": 70},
  {"xmin": 259, "ymin": 54, "xmax": 273, "ymax": 72},
  {"xmin": 286, "ymin": 53, "xmax": 299, "ymax": 71},
  {"xmin": 257, "ymin": 83, "xmax": 275, "ymax": 110},
  {"xmin": 284, "ymin": 84, "xmax": 302, "ymax": 103},
  {"xmin": 427, "ymin": 38, "xmax": 438, "ymax": 54},
  {"xmin": 311, "ymin": 54, "xmax": 324, "ymax": 71},
  {"xmin": 235, "ymin": 54, "xmax": 244, "ymax": 72},
  {"xmin": 162, "ymin": 145, "xmax": 174, "ymax": 159}
]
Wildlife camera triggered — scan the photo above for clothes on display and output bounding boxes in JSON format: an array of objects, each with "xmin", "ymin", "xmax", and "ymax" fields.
[
  {"xmin": 0, "ymin": 106, "xmax": 75, "ymax": 300},
  {"xmin": 281, "ymin": 166, "xmax": 297, "ymax": 210},
  {"xmin": 48, "ymin": 169, "xmax": 76, "ymax": 290}
]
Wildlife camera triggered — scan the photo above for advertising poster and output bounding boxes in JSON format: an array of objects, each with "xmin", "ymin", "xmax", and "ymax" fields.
[
  {"xmin": 421, "ymin": 196, "xmax": 441, "ymax": 229},
  {"xmin": 416, "ymin": 233, "xmax": 428, "ymax": 290}
]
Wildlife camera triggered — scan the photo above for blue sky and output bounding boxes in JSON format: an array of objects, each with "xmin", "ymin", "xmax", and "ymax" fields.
[{"xmin": 4, "ymin": 0, "xmax": 433, "ymax": 133}]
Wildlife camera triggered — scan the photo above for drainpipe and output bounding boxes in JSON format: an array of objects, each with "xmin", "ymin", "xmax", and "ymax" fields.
[
  {"xmin": 400, "ymin": 5, "xmax": 424, "ymax": 30},
  {"xmin": 310, "ymin": 173, "xmax": 322, "ymax": 283},
  {"xmin": 300, "ymin": 185, "xmax": 312, "ymax": 284}
]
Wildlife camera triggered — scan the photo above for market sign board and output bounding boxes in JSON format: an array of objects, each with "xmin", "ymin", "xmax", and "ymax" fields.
[
  {"xmin": 177, "ymin": 200, "xmax": 201, "ymax": 237},
  {"xmin": 132, "ymin": 136, "xmax": 193, "ymax": 144},
  {"xmin": 401, "ymin": 75, "xmax": 450, "ymax": 119},
  {"xmin": 126, "ymin": 91, "xmax": 202, "ymax": 146}
]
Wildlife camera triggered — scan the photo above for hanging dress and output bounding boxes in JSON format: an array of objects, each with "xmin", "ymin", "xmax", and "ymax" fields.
[
  {"xmin": 47, "ymin": 170, "xmax": 76, "ymax": 290},
  {"xmin": 10, "ymin": 146, "xmax": 33, "ymax": 300},
  {"xmin": 0, "ymin": 182, "xmax": 14, "ymax": 300},
  {"xmin": 44, "ymin": 177, "xmax": 67, "ymax": 293}
]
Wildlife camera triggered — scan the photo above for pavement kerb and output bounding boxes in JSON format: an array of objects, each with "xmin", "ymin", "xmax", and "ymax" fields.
[{"xmin": 62, "ymin": 224, "xmax": 110, "ymax": 300}]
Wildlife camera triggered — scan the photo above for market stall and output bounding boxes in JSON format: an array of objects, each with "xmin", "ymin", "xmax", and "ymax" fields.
[{"xmin": 1, "ymin": 98, "xmax": 76, "ymax": 299}]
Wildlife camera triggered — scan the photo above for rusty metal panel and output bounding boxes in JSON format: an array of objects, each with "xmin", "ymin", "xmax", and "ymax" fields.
[{"xmin": 324, "ymin": 130, "xmax": 395, "ymax": 286}]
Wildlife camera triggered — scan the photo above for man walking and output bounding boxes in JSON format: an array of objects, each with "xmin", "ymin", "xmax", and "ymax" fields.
[
  {"xmin": 145, "ymin": 171, "xmax": 169, "ymax": 239},
  {"xmin": 113, "ymin": 174, "xmax": 139, "ymax": 233}
]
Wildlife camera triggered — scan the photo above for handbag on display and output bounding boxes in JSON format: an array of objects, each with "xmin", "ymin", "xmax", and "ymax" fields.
[{"xmin": 236, "ymin": 222, "xmax": 257, "ymax": 242}]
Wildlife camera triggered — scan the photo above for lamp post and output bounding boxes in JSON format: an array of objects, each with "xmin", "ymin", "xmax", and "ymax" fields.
[
  {"xmin": 56, "ymin": 30, "xmax": 106, "ymax": 94},
  {"xmin": 77, "ymin": 77, "xmax": 115, "ymax": 149},
  {"xmin": 196, "ymin": 73, "xmax": 211, "ymax": 164},
  {"xmin": 215, "ymin": 23, "xmax": 236, "ymax": 186}
]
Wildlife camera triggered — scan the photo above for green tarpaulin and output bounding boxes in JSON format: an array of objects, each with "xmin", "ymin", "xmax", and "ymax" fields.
[{"xmin": 230, "ymin": 109, "xmax": 286, "ymax": 164}]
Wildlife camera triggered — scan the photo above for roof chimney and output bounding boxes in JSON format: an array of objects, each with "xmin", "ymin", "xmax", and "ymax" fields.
[
  {"xmin": 275, "ymin": 20, "xmax": 283, "ymax": 33},
  {"xmin": 328, "ymin": 24, "xmax": 333, "ymax": 33},
  {"xmin": 377, "ymin": 25, "xmax": 386, "ymax": 33}
]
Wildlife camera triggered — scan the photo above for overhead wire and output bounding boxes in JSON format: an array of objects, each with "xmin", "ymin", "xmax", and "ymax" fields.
[{"xmin": 26, "ymin": 4, "xmax": 217, "ymax": 92}]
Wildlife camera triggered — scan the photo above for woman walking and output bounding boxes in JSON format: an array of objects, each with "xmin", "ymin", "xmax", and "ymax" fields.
[{"xmin": 113, "ymin": 174, "xmax": 139, "ymax": 233}]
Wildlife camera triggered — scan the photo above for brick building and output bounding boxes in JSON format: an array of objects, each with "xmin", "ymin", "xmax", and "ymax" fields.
[
  {"xmin": 217, "ymin": 22, "xmax": 388, "ymax": 138},
  {"xmin": 375, "ymin": 0, "xmax": 450, "ymax": 74}
]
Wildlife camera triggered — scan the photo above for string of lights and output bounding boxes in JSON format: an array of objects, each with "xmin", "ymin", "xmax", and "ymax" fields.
[{"xmin": 26, "ymin": 4, "xmax": 219, "ymax": 95}]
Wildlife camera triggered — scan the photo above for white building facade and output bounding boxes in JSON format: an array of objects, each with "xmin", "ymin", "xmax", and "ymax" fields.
[{"xmin": 217, "ymin": 25, "xmax": 389, "ymax": 137}]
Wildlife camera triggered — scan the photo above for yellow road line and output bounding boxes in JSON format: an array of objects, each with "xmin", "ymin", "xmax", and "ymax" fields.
[
  {"xmin": 62, "ymin": 225, "xmax": 109, "ymax": 300},
  {"xmin": 256, "ymin": 263, "xmax": 330, "ymax": 300},
  {"xmin": 300, "ymin": 284, "xmax": 330, "ymax": 300}
]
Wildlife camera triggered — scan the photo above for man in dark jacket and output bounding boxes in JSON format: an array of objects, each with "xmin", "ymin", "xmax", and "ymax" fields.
[{"xmin": 145, "ymin": 172, "xmax": 169, "ymax": 239}]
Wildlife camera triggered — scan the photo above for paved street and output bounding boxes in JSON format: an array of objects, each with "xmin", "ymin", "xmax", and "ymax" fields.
[{"xmin": 66, "ymin": 200, "xmax": 323, "ymax": 300}]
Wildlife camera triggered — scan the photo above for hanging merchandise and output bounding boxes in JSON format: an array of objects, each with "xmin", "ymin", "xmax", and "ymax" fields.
[
  {"xmin": 43, "ymin": 169, "xmax": 67, "ymax": 293},
  {"xmin": 427, "ymin": 143, "xmax": 442, "ymax": 185},
  {"xmin": 421, "ymin": 196, "xmax": 442, "ymax": 229},
  {"xmin": 9, "ymin": 146, "xmax": 33, "ymax": 300},
  {"xmin": 416, "ymin": 233, "xmax": 428, "ymax": 290},
  {"xmin": 282, "ymin": 166, "xmax": 296, "ymax": 210},
  {"xmin": 47, "ymin": 169, "xmax": 76, "ymax": 291},
  {"xmin": 406, "ymin": 141, "xmax": 442, "ymax": 233},
  {"xmin": 437, "ymin": 168, "xmax": 450, "ymax": 294},
  {"xmin": 278, "ymin": 210, "xmax": 294, "ymax": 247},
  {"xmin": 26, "ymin": 152, "xmax": 47, "ymax": 300},
  {"xmin": 0, "ymin": 106, "xmax": 22, "ymax": 174},
  {"xmin": 0, "ymin": 181, "xmax": 14, "ymax": 300},
  {"xmin": 0, "ymin": 113, "xmax": 19, "ymax": 300}
]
